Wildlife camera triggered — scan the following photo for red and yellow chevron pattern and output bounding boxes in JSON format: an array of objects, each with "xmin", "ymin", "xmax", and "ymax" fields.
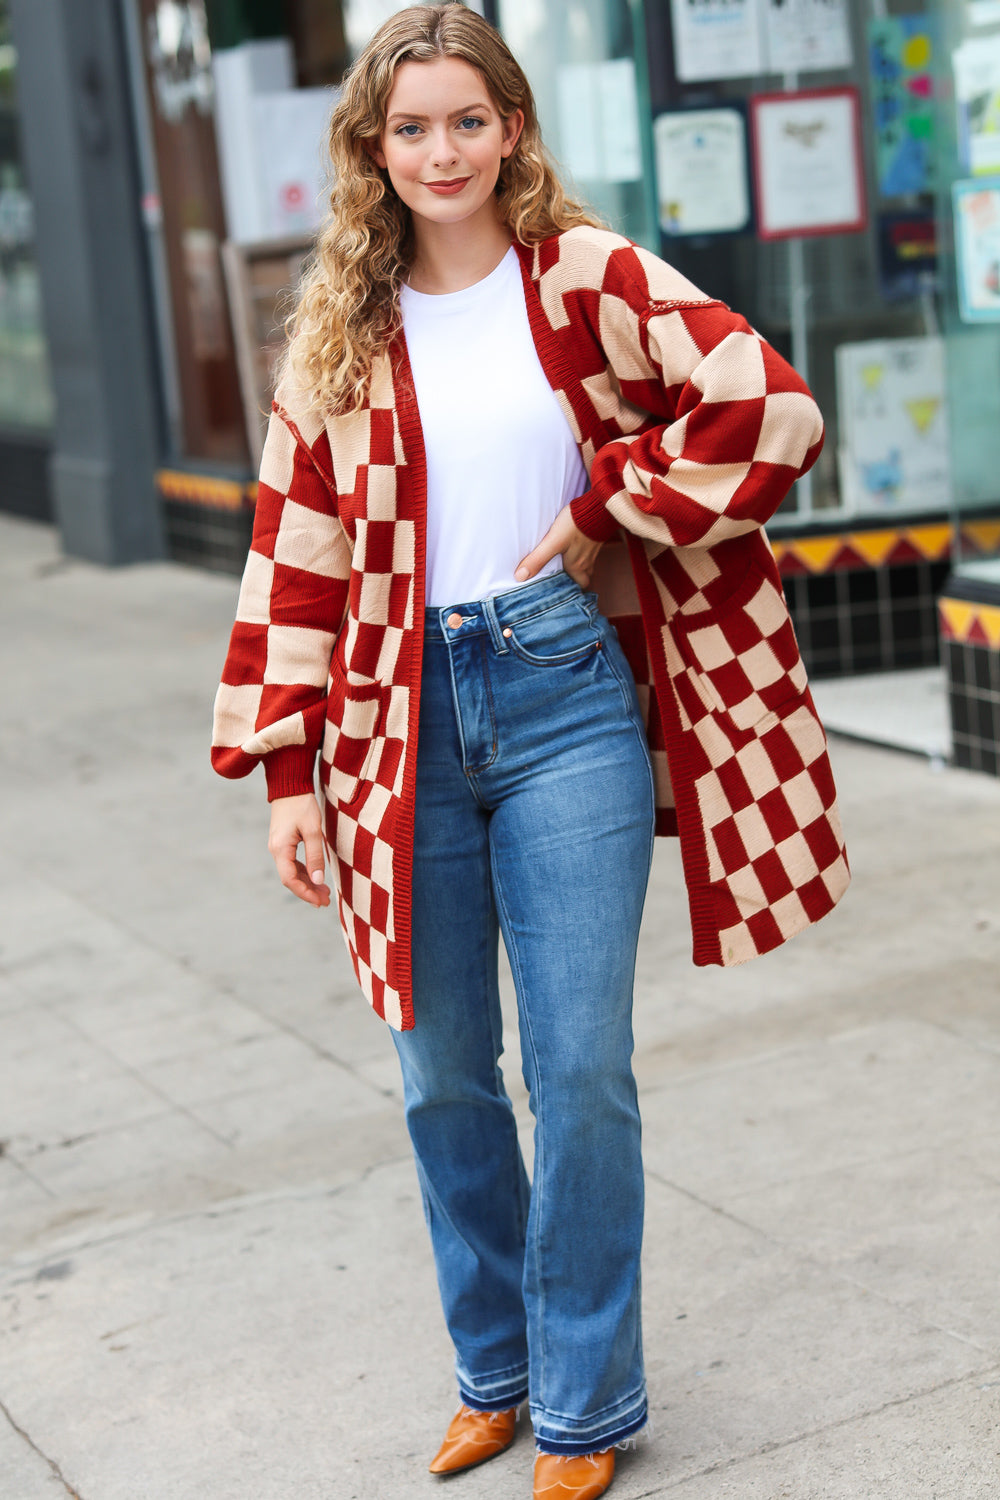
[
  {"xmin": 772, "ymin": 519, "xmax": 1000, "ymax": 576},
  {"xmin": 939, "ymin": 596, "xmax": 1000, "ymax": 650}
]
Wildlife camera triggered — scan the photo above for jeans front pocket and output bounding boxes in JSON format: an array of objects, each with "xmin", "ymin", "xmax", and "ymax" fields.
[{"xmin": 503, "ymin": 596, "xmax": 602, "ymax": 667}]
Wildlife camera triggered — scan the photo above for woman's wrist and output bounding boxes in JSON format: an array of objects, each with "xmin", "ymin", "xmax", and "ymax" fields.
[
  {"xmin": 570, "ymin": 489, "xmax": 621, "ymax": 544},
  {"xmin": 264, "ymin": 746, "xmax": 318, "ymax": 802}
]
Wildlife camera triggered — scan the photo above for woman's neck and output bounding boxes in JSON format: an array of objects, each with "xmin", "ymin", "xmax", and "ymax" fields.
[{"xmin": 406, "ymin": 215, "xmax": 513, "ymax": 295}]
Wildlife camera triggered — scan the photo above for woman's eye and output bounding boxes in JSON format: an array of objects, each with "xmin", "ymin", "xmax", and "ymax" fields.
[
  {"xmin": 395, "ymin": 123, "xmax": 421, "ymax": 138},
  {"xmin": 458, "ymin": 116, "xmax": 485, "ymax": 130}
]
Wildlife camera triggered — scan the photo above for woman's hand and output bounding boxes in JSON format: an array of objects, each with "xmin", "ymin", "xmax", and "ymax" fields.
[
  {"xmin": 267, "ymin": 793, "xmax": 331, "ymax": 908},
  {"xmin": 515, "ymin": 504, "xmax": 602, "ymax": 590}
]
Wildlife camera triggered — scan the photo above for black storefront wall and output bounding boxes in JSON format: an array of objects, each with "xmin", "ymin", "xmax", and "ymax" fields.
[
  {"xmin": 0, "ymin": 429, "xmax": 51, "ymax": 521},
  {"xmin": 9, "ymin": 0, "xmax": 165, "ymax": 563}
]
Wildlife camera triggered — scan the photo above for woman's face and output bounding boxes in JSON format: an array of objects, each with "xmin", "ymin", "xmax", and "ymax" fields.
[{"xmin": 372, "ymin": 56, "xmax": 523, "ymax": 241}]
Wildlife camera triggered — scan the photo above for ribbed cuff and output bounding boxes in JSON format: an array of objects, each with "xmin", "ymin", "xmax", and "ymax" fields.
[
  {"xmin": 570, "ymin": 487, "xmax": 622, "ymax": 543},
  {"xmin": 264, "ymin": 746, "xmax": 317, "ymax": 801}
]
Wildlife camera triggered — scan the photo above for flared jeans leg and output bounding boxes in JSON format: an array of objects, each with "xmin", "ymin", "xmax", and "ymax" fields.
[
  {"xmin": 390, "ymin": 575, "xmax": 655, "ymax": 1454},
  {"xmin": 391, "ymin": 770, "xmax": 533, "ymax": 1411}
]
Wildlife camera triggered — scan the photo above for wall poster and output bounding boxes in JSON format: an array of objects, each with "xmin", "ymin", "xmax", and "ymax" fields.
[
  {"xmin": 869, "ymin": 15, "xmax": 938, "ymax": 197},
  {"xmin": 750, "ymin": 88, "xmax": 867, "ymax": 240},
  {"xmin": 653, "ymin": 107, "xmax": 751, "ymax": 237},
  {"xmin": 835, "ymin": 337, "xmax": 951, "ymax": 514},
  {"xmin": 953, "ymin": 36, "xmax": 1000, "ymax": 177},
  {"xmin": 953, "ymin": 177, "xmax": 1000, "ymax": 322}
]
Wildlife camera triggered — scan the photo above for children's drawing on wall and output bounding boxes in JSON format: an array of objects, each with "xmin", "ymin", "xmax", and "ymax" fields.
[
  {"xmin": 869, "ymin": 15, "xmax": 937, "ymax": 197},
  {"xmin": 835, "ymin": 337, "xmax": 951, "ymax": 513}
]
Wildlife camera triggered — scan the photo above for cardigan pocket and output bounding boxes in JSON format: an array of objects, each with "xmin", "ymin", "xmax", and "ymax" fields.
[
  {"xmin": 322, "ymin": 652, "xmax": 384, "ymax": 808},
  {"xmin": 671, "ymin": 563, "xmax": 808, "ymax": 734}
]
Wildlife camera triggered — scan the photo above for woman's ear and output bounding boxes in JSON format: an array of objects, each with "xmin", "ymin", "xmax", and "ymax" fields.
[
  {"xmin": 366, "ymin": 140, "xmax": 388, "ymax": 170},
  {"xmin": 500, "ymin": 108, "xmax": 525, "ymax": 158}
]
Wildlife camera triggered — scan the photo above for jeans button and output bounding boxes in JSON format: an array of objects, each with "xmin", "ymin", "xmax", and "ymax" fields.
[{"xmin": 447, "ymin": 612, "xmax": 463, "ymax": 629}]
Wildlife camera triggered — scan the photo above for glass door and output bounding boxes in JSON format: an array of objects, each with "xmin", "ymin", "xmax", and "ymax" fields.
[{"xmin": 496, "ymin": 0, "xmax": 658, "ymax": 248}]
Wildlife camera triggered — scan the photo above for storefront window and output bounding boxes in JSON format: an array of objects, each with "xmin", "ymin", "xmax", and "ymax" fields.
[
  {"xmin": 635, "ymin": 0, "xmax": 955, "ymax": 527},
  {"xmin": 140, "ymin": 0, "xmax": 1000, "ymax": 577},
  {"xmin": 935, "ymin": 0, "xmax": 1000, "ymax": 776},
  {"xmin": 0, "ymin": 0, "xmax": 53, "ymax": 432},
  {"xmin": 938, "ymin": 0, "xmax": 1000, "ymax": 553}
]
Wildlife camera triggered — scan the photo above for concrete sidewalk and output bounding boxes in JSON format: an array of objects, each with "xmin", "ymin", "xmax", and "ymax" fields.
[{"xmin": 1, "ymin": 511, "xmax": 999, "ymax": 1500}]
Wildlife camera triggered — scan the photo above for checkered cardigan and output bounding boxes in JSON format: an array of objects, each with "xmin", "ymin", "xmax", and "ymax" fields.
[{"xmin": 213, "ymin": 226, "xmax": 849, "ymax": 1030}]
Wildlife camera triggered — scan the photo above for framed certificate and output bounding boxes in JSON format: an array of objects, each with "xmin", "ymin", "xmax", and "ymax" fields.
[
  {"xmin": 750, "ymin": 88, "xmax": 868, "ymax": 241},
  {"xmin": 952, "ymin": 177, "xmax": 1000, "ymax": 323},
  {"xmin": 653, "ymin": 107, "xmax": 752, "ymax": 238}
]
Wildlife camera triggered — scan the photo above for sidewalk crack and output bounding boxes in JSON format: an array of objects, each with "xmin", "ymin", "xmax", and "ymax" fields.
[
  {"xmin": 626, "ymin": 1366, "xmax": 1000, "ymax": 1495},
  {"xmin": 0, "ymin": 1397, "xmax": 85, "ymax": 1498},
  {"xmin": 645, "ymin": 1167, "xmax": 997, "ymax": 1356}
]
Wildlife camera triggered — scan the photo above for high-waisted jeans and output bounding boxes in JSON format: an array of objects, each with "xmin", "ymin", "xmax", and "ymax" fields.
[{"xmin": 389, "ymin": 571, "xmax": 655, "ymax": 1454}]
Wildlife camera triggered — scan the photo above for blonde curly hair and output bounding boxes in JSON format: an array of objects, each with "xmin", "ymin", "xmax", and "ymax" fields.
[{"xmin": 281, "ymin": 2, "xmax": 601, "ymax": 415}]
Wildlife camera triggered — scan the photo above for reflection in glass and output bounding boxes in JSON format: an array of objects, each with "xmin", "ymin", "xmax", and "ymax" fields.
[{"xmin": 497, "ymin": 0, "xmax": 656, "ymax": 247}]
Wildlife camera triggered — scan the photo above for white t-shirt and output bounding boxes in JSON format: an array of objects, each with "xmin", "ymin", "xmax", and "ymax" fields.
[{"xmin": 400, "ymin": 246, "xmax": 589, "ymax": 607}]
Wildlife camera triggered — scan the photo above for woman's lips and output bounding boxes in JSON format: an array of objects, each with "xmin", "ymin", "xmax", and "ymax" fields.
[{"xmin": 424, "ymin": 177, "xmax": 472, "ymax": 195}]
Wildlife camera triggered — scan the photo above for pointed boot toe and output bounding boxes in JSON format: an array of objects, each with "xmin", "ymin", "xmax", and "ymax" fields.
[
  {"xmin": 533, "ymin": 1448, "xmax": 615, "ymax": 1500},
  {"xmin": 428, "ymin": 1404, "xmax": 518, "ymax": 1475}
]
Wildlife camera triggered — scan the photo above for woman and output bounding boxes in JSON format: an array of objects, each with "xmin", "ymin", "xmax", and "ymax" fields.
[{"xmin": 212, "ymin": 6, "xmax": 849, "ymax": 1497}]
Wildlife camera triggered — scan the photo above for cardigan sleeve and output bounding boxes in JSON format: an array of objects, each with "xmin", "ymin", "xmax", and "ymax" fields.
[
  {"xmin": 211, "ymin": 406, "xmax": 351, "ymax": 801},
  {"xmin": 569, "ymin": 243, "xmax": 824, "ymax": 548}
]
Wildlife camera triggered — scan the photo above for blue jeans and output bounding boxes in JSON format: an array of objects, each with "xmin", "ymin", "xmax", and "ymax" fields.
[{"xmin": 389, "ymin": 572, "xmax": 655, "ymax": 1455}]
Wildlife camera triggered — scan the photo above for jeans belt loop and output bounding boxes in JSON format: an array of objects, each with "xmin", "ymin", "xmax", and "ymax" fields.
[{"xmin": 482, "ymin": 595, "xmax": 509, "ymax": 655}]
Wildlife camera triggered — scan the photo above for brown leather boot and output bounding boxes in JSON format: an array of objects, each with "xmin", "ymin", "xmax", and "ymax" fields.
[
  {"xmin": 428, "ymin": 1404, "xmax": 518, "ymax": 1475},
  {"xmin": 533, "ymin": 1448, "xmax": 615, "ymax": 1499}
]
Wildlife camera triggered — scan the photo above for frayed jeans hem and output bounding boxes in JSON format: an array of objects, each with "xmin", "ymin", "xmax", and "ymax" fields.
[
  {"xmin": 457, "ymin": 1366, "xmax": 530, "ymax": 1413},
  {"xmin": 531, "ymin": 1393, "xmax": 647, "ymax": 1456}
]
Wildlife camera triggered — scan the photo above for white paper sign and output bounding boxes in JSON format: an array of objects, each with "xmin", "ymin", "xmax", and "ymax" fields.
[
  {"xmin": 256, "ymin": 89, "xmax": 334, "ymax": 238},
  {"xmin": 764, "ymin": 0, "xmax": 852, "ymax": 74},
  {"xmin": 556, "ymin": 60, "xmax": 642, "ymax": 183},
  {"xmin": 654, "ymin": 109, "xmax": 750, "ymax": 236},
  {"xmin": 599, "ymin": 60, "xmax": 643, "ymax": 183},
  {"xmin": 670, "ymin": 0, "xmax": 850, "ymax": 81},
  {"xmin": 968, "ymin": 1, "xmax": 1000, "ymax": 24},
  {"xmin": 670, "ymin": 0, "xmax": 764, "ymax": 84},
  {"xmin": 835, "ymin": 337, "xmax": 951, "ymax": 513},
  {"xmin": 555, "ymin": 66, "xmax": 601, "ymax": 182}
]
